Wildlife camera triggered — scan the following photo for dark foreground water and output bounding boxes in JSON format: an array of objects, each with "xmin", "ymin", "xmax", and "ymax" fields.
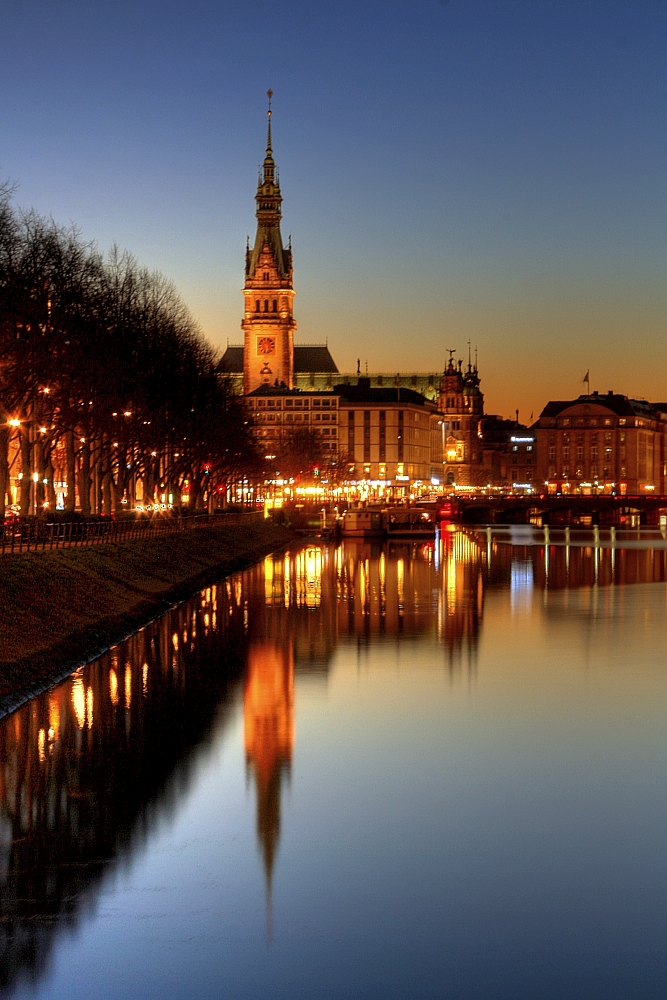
[{"xmin": 2, "ymin": 527, "xmax": 667, "ymax": 999}]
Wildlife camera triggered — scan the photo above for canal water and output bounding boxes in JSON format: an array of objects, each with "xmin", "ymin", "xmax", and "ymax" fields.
[{"xmin": 2, "ymin": 528, "xmax": 667, "ymax": 999}]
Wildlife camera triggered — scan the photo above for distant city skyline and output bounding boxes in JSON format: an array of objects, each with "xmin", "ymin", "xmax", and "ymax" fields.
[{"xmin": 1, "ymin": 0, "xmax": 665, "ymax": 420}]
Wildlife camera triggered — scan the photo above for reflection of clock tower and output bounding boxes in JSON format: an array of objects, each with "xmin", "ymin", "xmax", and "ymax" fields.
[{"xmin": 242, "ymin": 91, "xmax": 296, "ymax": 393}]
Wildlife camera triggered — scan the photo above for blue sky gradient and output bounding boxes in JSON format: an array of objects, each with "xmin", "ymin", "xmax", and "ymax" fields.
[{"xmin": 1, "ymin": 0, "xmax": 665, "ymax": 418}]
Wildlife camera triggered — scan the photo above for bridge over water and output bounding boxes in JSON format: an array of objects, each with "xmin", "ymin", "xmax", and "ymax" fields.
[{"xmin": 452, "ymin": 494, "xmax": 667, "ymax": 527}]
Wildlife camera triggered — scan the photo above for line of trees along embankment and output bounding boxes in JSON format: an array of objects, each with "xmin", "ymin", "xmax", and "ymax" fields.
[{"xmin": 0, "ymin": 183, "xmax": 261, "ymax": 522}]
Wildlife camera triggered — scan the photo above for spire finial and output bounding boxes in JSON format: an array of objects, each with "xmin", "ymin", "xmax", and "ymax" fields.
[{"xmin": 266, "ymin": 89, "xmax": 273, "ymax": 152}]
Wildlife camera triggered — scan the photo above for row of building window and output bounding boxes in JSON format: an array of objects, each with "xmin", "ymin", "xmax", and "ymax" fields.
[
  {"xmin": 549, "ymin": 446, "xmax": 615, "ymax": 460},
  {"xmin": 548, "ymin": 467, "xmax": 624, "ymax": 479},
  {"xmin": 555, "ymin": 417, "xmax": 616, "ymax": 427},
  {"xmin": 258, "ymin": 427, "xmax": 338, "ymax": 438},
  {"xmin": 549, "ymin": 431, "xmax": 618, "ymax": 444},
  {"xmin": 444, "ymin": 397, "xmax": 478, "ymax": 410},
  {"xmin": 552, "ymin": 417, "xmax": 650, "ymax": 430},
  {"xmin": 257, "ymin": 413, "xmax": 338, "ymax": 425},
  {"xmin": 255, "ymin": 399, "xmax": 337, "ymax": 410}
]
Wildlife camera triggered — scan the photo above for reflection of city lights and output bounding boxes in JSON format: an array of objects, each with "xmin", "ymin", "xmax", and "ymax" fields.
[
  {"xmin": 38, "ymin": 728, "xmax": 46, "ymax": 762},
  {"xmin": 86, "ymin": 686, "xmax": 94, "ymax": 728},
  {"xmin": 49, "ymin": 696, "xmax": 60, "ymax": 742},
  {"xmin": 110, "ymin": 669, "xmax": 119, "ymax": 706},
  {"xmin": 72, "ymin": 677, "xmax": 86, "ymax": 729},
  {"xmin": 446, "ymin": 549, "xmax": 457, "ymax": 612},
  {"xmin": 143, "ymin": 662, "xmax": 149, "ymax": 696},
  {"xmin": 125, "ymin": 666, "xmax": 132, "ymax": 709},
  {"xmin": 510, "ymin": 560, "xmax": 533, "ymax": 614},
  {"xmin": 265, "ymin": 555, "xmax": 275, "ymax": 604},
  {"xmin": 295, "ymin": 547, "xmax": 323, "ymax": 608}
]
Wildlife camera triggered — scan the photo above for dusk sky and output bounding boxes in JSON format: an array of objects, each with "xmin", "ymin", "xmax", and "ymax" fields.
[{"xmin": 1, "ymin": 0, "xmax": 665, "ymax": 420}]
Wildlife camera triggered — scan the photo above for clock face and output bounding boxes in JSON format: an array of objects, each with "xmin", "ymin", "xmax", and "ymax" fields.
[{"xmin": 257, "ymin": 337, "xmax": 276, "ymax": 356}]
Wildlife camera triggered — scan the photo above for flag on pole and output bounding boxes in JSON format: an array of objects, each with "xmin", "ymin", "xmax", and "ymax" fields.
[{"xmin": 583, "ymin": 370, "xmax": 589, "ymax": 383}]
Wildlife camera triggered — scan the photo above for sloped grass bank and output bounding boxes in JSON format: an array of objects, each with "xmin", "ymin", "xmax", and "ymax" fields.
[{"xmin": 0, "ymin": 521, "xmax": 293, "ymax": 715}]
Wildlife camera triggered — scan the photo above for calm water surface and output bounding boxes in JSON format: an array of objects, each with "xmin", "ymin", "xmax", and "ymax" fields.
[{"xmin": 2, "ymin": 528, "xmax": 667, "ymax": 999}]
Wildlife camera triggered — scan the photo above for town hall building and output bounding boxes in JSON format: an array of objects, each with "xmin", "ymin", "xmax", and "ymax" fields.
[{"xmin": 221, "ymin": 94, "xmax": 507, "ymax": 489}]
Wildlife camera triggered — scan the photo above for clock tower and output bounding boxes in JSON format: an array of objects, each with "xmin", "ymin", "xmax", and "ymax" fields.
[{"xmin": 242, "ymin": 91, "xmax": 296, "ymax": 393}]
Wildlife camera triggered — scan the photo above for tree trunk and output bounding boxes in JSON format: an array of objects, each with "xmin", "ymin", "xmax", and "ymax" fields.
[
  {"xmin": 65, "ymin": 431, "xmax": 76, "ymax": 512},
  {"xmin": 190, "ymin": 479, "xmax": 201, "ymax": 511},
  {"xmin": 0, "ymin": 426, "xmax": 9, "ymax": 523},
  {"xmin": 46, "ymin": 459, "xmax": 57, "ymax": 509},
  {"xmin": 79, "ymin": 440, "xmax": 91, "ymax": 515},
  {"xmin": 102, "ymin": 471, "xmax": 113, "ymax": 515},
  {"xmin": 19, "ymin": 428, "xmax": 31, "ymax": 515},
  {"xmin": 34, "ymin": 435, "xmax": 46, "ymax": 511},
  {"xmin": 91, "ymin": 439, "xmax": 102, "ymax": 514},
  {"xmin": 110, "ymin": 470, "xmax": 121, "ymax": 514}
]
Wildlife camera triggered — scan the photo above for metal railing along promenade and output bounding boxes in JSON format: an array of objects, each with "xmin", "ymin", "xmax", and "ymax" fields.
[{"xmin": 0, "ymin": 510, "xmax": 264, "ymax": 556}]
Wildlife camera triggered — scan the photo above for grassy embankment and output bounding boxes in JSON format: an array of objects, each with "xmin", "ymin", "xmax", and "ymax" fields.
[{"xmin": 0, "ymin": 520, "xmax": 293, "ymax": 713}]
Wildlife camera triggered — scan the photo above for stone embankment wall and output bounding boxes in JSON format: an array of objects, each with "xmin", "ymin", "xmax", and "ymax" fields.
[{"xmin": 0, "ymin": 519, "xmax": 293, "ymax": 716}]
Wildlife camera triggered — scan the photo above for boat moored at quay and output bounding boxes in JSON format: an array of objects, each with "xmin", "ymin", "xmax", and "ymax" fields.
[{"xmin": 340, "ymin": 506, "xmax": 438, "ymax": 538}]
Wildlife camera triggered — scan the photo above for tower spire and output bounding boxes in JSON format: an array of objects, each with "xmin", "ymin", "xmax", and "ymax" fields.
[
  {"xmin": 261, "ymin": 89, "xmax": 276, "ymax": 186},
  {"xmin": 242, "ymin": 92, "xmax": 296, "ymax": 392}
]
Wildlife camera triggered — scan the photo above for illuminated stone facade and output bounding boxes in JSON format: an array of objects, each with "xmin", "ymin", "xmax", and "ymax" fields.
[
  {"xmin": 438, "ymin": 357, "xmax": 488, "ymax": 487},
  {"xmin": 335, "ymin": 379, "xmax": 442, "ymax": 484},
  {"xmin": 534, "ymin": 392, "xmax": 667, "ymax": 495},
  {"xmin": 244, "ymin": 385, "xmax": 340, "ymax": 461},
  {"xmin": 244, "ymin": 378, "xmax": 443, "ymax": 485}
]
